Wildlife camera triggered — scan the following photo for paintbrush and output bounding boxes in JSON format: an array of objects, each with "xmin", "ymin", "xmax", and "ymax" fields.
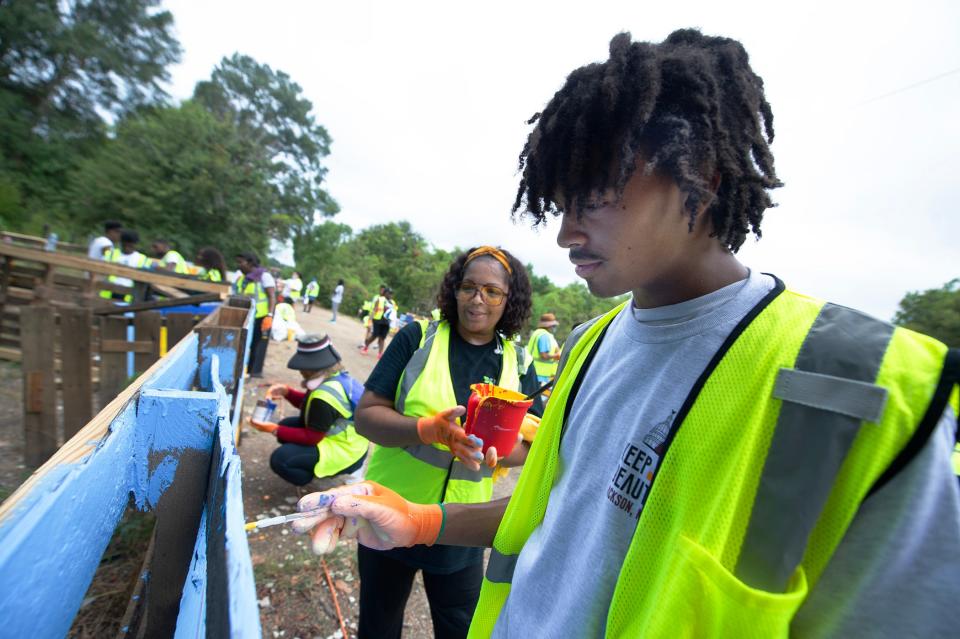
[{"xmin": 244, "ymin": 507, "xmax": 329, "ymax": 532}]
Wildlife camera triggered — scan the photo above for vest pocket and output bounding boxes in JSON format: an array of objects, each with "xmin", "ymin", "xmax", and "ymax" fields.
[{"xmin": 645, "ymin": 535, "xmax": 808, "ymax": 638}]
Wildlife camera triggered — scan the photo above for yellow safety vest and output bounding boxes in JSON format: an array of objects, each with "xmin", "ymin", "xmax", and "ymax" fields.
[
  {"xmin": 305, "ymin": 282, "xmax": 320, "ymax": 297},
  {"xmin": 233, "ymin": 275, "xmax": 270, "ymax": 319},
  {"xmin": 287, "ymin": 279, "xmax": 302, "ymax": 301},
  {"xmin": 200, "ymin": 268, "xmax": 222, "ymax": 283},
  {"xmin": 525, "ymin": 328, "xmax": 560, "ymax": 378},
  {"xmin": 365, "ymin": 320, "xmax": 530, "ymax": 504},
  {"xmin": 162, "ymin": 250, "xmax": 188, "ymax": 274},
  {"xmin": 99, "ymin": 248, "xmax": 148, "ymax": 302},
  {"xmin": 304, "ymin": 378, "xmax": 370, "ymax": 478},
  {"xmin": 370, "ymin": 295, "xmax": 388, "ymax": 320},
  {"xmin": 470, "ymin": 286, "xmax": 959, "ymax": 638}
]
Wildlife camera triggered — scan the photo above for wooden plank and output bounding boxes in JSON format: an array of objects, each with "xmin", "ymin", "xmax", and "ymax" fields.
[
  {"xmin": 0, "ymin": 331, "xmax": 199, "ymax": 526},
  {"xmin": 1, "ymin": 230, "xmax": 85, "ymax": 252},
  {"xmin": 100, "ymin": 339, "xmax": 154, "ymax": 353},
  {"xmin": 99, "ymin": 316, "xmax": 128, "ymax": 407},
  {"xmin": 0, "ymin": 244, "xmax": 227, "ymax": 294},
  {"xmin": 0, "ymin": 256, "xmax": 10, "ymax": 315},
  {"xmin": 59, "ymin": 308, "xmax": 93, "ymax": 439},
  {"xmin": 137, "ymin": 389, "xmax": 219, "ymax": 638},
  {"xmin": 0, "ymin": 340, "xmax": 201, "ymax": 638},
  {"xmin": 166, "ymin": 313, "xmax": 196, "ymax": 349},
  {"xmin": 21, "ymin": 306, "xmax": 58, "ymax": 468},
  {"xmin": 133, "ymin": 312, "xmax": 162, "ymax": 373},
  {"xmin": 217, "ymin": 306, "xmax": 249, "ymax": 328},
  {"xmin": 150, "ymin": 282, "xmax": 188, "ymax": 299},
  {"xmin": 94, "ymin": 292, "xmax": 220, "ymax": 315},
  {"xmin": 196, "ymin": 326, "xmax": 242, "ymax": 396}
]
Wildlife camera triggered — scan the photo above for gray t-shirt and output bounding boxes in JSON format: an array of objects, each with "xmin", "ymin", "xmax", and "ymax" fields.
[{"xmin": 492, "ymin": 271, "xmax": 960, "ymax": 637}]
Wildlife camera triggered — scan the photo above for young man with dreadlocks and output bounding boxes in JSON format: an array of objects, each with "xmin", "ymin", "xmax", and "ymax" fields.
[{"xmin": 294, "ymin": 30, "xmax": 960, "ymax": 637}]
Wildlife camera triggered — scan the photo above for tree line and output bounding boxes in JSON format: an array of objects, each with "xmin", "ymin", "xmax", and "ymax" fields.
[{"xmin": 1, "ymin": 1, "xmax": 954, "ymax": 344}]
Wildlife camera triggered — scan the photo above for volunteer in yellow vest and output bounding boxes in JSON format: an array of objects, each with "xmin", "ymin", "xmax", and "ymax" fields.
[
  {"xmin": 360, "ymin": 285, "xmax": 391, "ymax": 356},
  {"xmin": 151, "ymin": 239, "xmax": 188, "ymax": 274},
  {"xmin": 195, "ymin": 246, "xmax": 227, "ymax": 283},
  {"xmin": 250, "ymin": 334, "xmax": 369, "ymax": 488},
  {"xmin": 99, "ymin": 229, "xmax": 149, "ymax": 301},
  {"xmin": 234, "ymin": 251, "xmax": 277, "ymax": 378},
  {"xmin": 282, "ymin": 271, "xmax": 303, "ymax": 303},
  {"xmin": 305, "ymin": 246, "xmax": 543, "ymax": 639},
  {"xmin": 303, "ymin": 279, "xmax": 320, "ymax": 313},
  {"xmin": 293, "ymin": 29, "xmax": 960, "ymax": 638},
  {"xmin": 525, "ymin": 313, "xmax": 561, "ymax": 384}
]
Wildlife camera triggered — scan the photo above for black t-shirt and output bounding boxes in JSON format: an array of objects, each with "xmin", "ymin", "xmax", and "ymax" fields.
[
  {"xmin": 365, "ymin": 321, "xmax": 544, "ymax": 416},
  {"xmin": 363, "ymin": 321, "xmax": 543, "ymax": 573}
]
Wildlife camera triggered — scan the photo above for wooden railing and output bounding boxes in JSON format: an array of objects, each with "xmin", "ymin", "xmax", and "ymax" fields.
[
  {"xmin": 0, "ymin": 242, "xmax": 229, "ymax": 362},
  {"xmin": 0, "ymin": 300, "xmax": 259, "ymax": 637}
]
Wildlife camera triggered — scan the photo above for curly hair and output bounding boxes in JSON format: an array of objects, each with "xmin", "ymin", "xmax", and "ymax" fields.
[
  {"xmin": 436, "ymin": 247, "xmax": 532, "ymax": 337},
  {"xmin": 513, "ymin": 29, "xmax": 781, "ymax": 252}
]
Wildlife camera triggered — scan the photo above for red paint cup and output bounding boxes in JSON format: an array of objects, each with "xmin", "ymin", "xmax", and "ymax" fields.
[{"xmin": 463, "ymin": 383, "xmax": 533, "ymax": 458}]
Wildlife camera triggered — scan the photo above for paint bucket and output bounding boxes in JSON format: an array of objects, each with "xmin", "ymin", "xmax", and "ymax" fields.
[
  {"xmin": 252, "ymin": 398, "xmax": 276, "ymax": 423},
  {"xmin": 463, "ymin": 383, "xmax": 533, "ymax": 458}
]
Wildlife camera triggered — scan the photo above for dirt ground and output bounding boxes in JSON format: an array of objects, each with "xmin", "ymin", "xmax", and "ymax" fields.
[{"xmin": 241, "ymin": 306, "xmax": 518, "ymax": 639}]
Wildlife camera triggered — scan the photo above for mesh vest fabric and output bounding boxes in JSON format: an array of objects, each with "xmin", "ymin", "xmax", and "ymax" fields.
[
  {"xmin": 365, "ymin": 320, "xmax": 521, "ymax": 505},
  {"xmin": 304, "ymin": 379, "xmax": 370, "ymax": 478},
  {"xmin": 469, "ymin": 290, "xmax": 950, "ymax": 638},
  {"xmin": 234, "ymin": 276, "xmax": 270, "ymax": 318}
]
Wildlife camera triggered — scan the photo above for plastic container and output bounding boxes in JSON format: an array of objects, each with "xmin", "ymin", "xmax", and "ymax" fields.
[
  {"xmin": 463, "ymin": 383, "xmax": 533, "ymax": 458},
  {"xmin": 251, "ymin": 399, "xmax": 277, "ymax": 423}
]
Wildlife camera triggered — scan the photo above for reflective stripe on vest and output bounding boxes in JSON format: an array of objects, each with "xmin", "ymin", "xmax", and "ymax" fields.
[
  {"xmin": 235, "ymin": 275, "xmax": 270, "ymax": 318},
  {"xmin": 304, "ymin": 379, "xmax": 369, "ymax": 478},
  {"xmin": 470, "ymin": 287, "xmax": 952, "ymax": 638},
  {"xmin": 364, "ymin": 320, "xmax": 520, "ymax": 504},
  {"xmin": 163, "ymin": 250, "xmax": 188, "ymax": 274},
  {"xmin": 526, "ymin": 328, "xmax": 559, "ymax": 378}
]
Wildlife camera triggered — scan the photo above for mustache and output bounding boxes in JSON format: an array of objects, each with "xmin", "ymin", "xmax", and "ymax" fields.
[{"xmin": 568, "ymin": 249, "xmax": 604, "ymax": 262}]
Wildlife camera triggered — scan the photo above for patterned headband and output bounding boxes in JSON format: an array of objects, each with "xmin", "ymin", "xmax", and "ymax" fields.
[{"xmin": 465, "ymin": 246, "xmax": 512, "ymax": 275}]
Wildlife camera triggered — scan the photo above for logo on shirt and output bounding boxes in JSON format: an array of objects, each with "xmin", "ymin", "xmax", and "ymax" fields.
[{"xmin": 605, "ymin": 410, "xmax": 677, "ymax": 520}]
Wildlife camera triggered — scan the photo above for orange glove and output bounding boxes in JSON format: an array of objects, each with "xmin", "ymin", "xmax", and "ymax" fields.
[
  {"xmin": 266, "ymin": 383, "xmax": 289, "ymax": 400},
  {"xmin": 292, "ymin": 482, "xmax": 443, "ymax": 554},
  {"xmin": 416, "ymin": 406, "xmax": 485, "ymax": 469},
  {"xmin": 249, "ymin": 418, "xmax": 279, "ymax": 434},
  {"xmin": 261, "ymin": 315, "xmax": 273, "ymax": 331}
]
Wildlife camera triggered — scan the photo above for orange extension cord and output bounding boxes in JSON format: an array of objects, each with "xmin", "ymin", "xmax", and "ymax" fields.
[{"xmin": 321, "ymin": 557, "xmax": 350, "ymax": 639}]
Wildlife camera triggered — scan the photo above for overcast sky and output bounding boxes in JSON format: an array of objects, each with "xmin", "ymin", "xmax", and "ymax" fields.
[{"xmin": 163, "ymin": 0, "xmax": 959, "ymax": 320}]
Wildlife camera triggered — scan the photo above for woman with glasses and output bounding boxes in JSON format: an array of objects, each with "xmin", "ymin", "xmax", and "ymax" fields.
[{"xmin": 350, "ymin": 246, "xmax": 543, "ymax": 639}]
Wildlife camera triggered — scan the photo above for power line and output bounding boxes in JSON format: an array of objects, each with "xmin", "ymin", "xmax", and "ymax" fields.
[{"xmin": 859, "ymin": 66, "xmax": 960, "ymax": 106}]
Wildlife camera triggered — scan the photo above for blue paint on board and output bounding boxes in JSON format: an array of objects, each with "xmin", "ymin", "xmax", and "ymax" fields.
[
  {"xmin": 126, "ymin": 322, "xmax": 135, "ymax": 378},
  {"xmin": 0, "ymin": 402, "xmax": 139, "ymax": 638},
  {"xmin": 132, "ymin": 390, "xmax": 218, "ymax": 511},
  {"xmin": 174, "ymin": 509, "xmax": 208, "ymax": 639},
  {"xmin": 143, "ymin": 332, "xmax": 198, "ymax": 392}
]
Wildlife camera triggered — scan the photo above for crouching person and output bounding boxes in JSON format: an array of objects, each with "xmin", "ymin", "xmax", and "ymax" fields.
[{"xmin": 250, "ymin": 334, "xmax": 369, "ymax": 487}]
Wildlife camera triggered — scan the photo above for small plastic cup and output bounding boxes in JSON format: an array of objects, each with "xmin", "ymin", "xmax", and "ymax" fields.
[
  {"xmin": 252, "ymin": 398, "xmax": 277, "ymax": 423},
  {"xmin": 463, "ymin": 383, "xmax": 533, "ymax": 458}
]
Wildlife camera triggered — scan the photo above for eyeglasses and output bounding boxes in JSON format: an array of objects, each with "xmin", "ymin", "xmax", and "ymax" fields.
[{"xmin": 456, "ymin": 281, "xmax": 508, "ymax": 306}]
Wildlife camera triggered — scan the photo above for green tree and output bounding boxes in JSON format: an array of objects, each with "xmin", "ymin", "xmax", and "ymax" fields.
[
  {"xmin": 892, "ymin": 279, "xmax": 960, "ymax": 346},
  {"xmin": 194, "ymin": 54, "xmax": 337, "ymax": 240},
  {"xmin": 68, "ymin": 101, "xmax": 277, "ymax": 258},
  {"xmin": 0, "ymin": 0, "xmax": 180, "ymax": 228}
]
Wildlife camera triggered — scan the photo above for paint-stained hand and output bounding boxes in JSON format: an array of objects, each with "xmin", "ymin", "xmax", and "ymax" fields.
[
  {"xmin": 292, "ymin": 482, "xmax": 442, "ymax": 554},
  {"xmin": 266, "ymin": 384, "xmax": 289, "ymax": 400},
  {"xmin": 520, "ymin": 413, "xmax": 541, "ymax": 443},
  {"xmin": 261, "ymin": 315, "xmax": 273, "ymax": 331},
  {"xmin": 416, "ymin": 406, "xmax": 485, "ymax": 471},
  {"xmin": 249, "ymin": 418, "xmax": 279, "ymax": 434}
]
